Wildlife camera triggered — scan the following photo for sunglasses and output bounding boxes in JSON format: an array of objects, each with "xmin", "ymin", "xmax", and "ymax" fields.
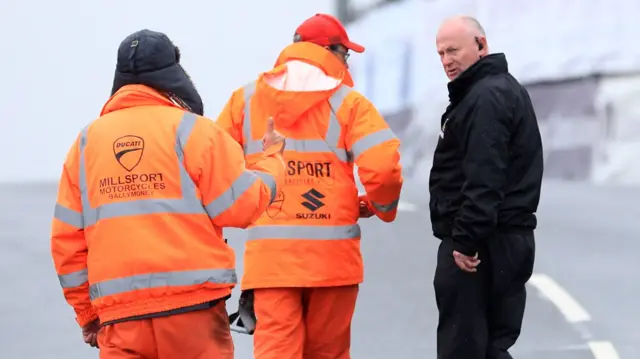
[{"xmin": 328, "ymin": 45, "xmax": 350, "ymax": 61}]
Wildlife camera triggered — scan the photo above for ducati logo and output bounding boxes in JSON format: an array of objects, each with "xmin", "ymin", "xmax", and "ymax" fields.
[
  {"xmin": 266, "ymin": 191, "xmax": 285, "ymax": 218},
  {"xmin": 113, "ymin": 135, "xmax": 144, "ymax": 172}
]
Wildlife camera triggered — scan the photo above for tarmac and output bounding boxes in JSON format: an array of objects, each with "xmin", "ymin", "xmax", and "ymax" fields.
[{"xmin": 1, "ymin": 180, "xmax": 637, "ymax": 358}]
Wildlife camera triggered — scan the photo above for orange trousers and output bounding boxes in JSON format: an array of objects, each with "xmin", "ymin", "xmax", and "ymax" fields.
[
  {"xmin": 97, "ymin": 301, "xmax": 234, "ymax": 359},
  {"xmin": 253, "ymin": 285, "xmax": 359, "ymax": 359}
]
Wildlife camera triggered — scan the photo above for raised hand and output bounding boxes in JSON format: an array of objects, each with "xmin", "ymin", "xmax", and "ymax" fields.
[{"xmin": 262, "ymin": 117, "xmax": 286, "ymax": 154}]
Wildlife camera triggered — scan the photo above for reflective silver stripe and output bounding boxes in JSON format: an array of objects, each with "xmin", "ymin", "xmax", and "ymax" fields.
[
  {"xmin": 242, "ymin": 81, "xmax": 257, "ymax": 154},
  {"xmin": 204, "ymin": 169, "xmax": 277, "ymax": 217},
  {"xmin": 54, "ymin": 203, "xmax": 83, "ymax": 228},
  {"xmin": 79, "ymin": 112, "xmax": 207, "ymax": 227},
  {"xmin": 254, "ymin": 170, "xmax": 277, "ymax": 204},
  {"xmin": 247, "ymin": 224, "xmax": 361, "ymax": 241},
  {"xmin": 327, "ymin": 85, "xmax": 352, "ymax": 162},
  {"xmin": 89, "ymin": 268, "xmax": 237, "ymax": 300},
  {"xmin": 371, "ymin": 199, "xmax": 399, "ymax": 213},
  {"xmin": 205, "ymin": 170, "xmax": 258, "ymax": 218},
  {"xmin": 58, "ymin": 269, "xmax": 89, "ymax": 288},
  {"xmin": 241, "ymin": 82, "xmax": 353, "ymax": 162},
  {"xmin": 350, "ymin": 128, "xmax": 398, "ymax": 160}
]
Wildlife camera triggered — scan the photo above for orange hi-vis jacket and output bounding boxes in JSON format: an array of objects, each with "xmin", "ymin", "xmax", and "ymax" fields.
[
  {"xmin": 216, "ymin": 42, "xmax": 404, "ymax": 289},
  {"xmin": 51, "ymin": 84, "xmax": 285, "ymax": 327}
]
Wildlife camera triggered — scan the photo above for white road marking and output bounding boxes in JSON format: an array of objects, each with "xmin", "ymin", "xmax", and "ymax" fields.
[
  {"xmin": 529, "ymin": 274, "xmax": 622, "ymax": 357},
  {"xmin": 398, "ymin": 201, "xmax": 418, "ymax": 212},
  {"xmin": 587, "ymin": 341, "xmax": 621, "ymax": 359},
  {"xmin": 528, "ymin": 273, "xmax": 592, "ymax": 323}
]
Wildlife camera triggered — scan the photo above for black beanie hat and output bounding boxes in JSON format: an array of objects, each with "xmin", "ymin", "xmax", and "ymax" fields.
[{"xmin": 111, "ymin": 29, "xmax": 204, "ymax": 115}]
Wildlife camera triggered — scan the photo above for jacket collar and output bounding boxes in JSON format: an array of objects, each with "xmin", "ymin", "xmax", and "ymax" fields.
[
  {"xmin": 447, "ymin": 53, "xmax": 508, "ymax": 104},
  {"xmin": 100, "ymin": 84, "xmax": 183, "ymax": 116}
]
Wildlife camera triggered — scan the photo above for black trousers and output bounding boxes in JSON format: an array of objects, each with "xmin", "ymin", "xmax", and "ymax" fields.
[{"xmin": 433, "ymin": 231, "xmax": 535, "ymax": 359}]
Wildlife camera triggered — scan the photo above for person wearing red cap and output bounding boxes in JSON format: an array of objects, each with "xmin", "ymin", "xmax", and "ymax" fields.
[
  {"xmin": 293, "ymin": 13, "xmax": 366, "ymax": 62},
  {"xmin": 216, "ymin": 12, "xmax": 404, "ymax": 359}
]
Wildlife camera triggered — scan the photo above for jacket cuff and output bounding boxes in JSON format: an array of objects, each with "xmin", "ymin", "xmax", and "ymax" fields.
[
  {"xmin": 262, "ymin": 141, "xmax": 285, "ymax": 157},
  {"xmin": 75, "ymin": 307, "xmax": 99, "ymax": 328},
  {"xmin": 452, "ymin": 237, "xmax": 478, "ymax": 257}
]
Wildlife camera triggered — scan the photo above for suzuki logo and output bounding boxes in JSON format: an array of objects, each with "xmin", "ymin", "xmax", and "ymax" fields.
[{"xmin": 300, "ymin": 189, "xmax": 325, "ymax": 212}]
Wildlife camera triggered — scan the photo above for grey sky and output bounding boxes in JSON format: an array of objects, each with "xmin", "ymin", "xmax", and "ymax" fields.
[{"xmin": 0, "ymin": 0, "xmax": 332, "ymax": 182}]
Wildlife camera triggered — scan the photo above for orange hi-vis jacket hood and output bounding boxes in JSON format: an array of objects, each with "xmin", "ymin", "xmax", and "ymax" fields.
[
  {"xmin": 216, "ymin": 42, "xmax": 404, "ymax": 290},
  {"xmin": 51, "ymin": 84, "xmax": 285, "ymax": 327},
  {"xmin": 263, "ymin": 42, "xmax": 355, "ymax": 128}
]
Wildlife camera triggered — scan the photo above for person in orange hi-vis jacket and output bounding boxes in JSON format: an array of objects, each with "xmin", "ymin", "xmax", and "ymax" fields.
[
  {"xmin": 49, "ymin": 29, "xmax": 286, "ymax": 359},
  {"xmin": 216, "ymin": 13, "xmax": 404, "ymax": 359}
]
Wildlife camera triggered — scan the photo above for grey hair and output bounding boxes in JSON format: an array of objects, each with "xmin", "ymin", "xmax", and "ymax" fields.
[{"xmin": 460, "ymin": 16, "xmax": 486, "ymax": 36}]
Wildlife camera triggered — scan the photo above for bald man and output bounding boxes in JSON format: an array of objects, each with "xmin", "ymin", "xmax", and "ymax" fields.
[{"xmin": 429, "ymin": 16, "xmax": 543, "ymax": 359}]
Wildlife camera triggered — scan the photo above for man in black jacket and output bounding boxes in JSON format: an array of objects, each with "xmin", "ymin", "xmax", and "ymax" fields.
[{"xmin": 429, "ymin": 16, "xmax": 543, "ymax": 359}]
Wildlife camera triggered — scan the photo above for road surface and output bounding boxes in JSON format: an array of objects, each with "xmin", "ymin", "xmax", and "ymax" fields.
[{"xmin": 0, "ymin": 180, "xmax": 636, "ymax": 358}]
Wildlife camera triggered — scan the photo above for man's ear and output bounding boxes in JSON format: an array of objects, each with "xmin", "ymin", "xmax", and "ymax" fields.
[{"xmin": 475, "ymin": 36, "xmax": 488, "ymax": 57}]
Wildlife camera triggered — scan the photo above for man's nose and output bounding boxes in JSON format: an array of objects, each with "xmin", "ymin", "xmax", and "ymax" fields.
[{"xmin": 441, "ymin": 54, "xmax": 453, "ymax": 67}]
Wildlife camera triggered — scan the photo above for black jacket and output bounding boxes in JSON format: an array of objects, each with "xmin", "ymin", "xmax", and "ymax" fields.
[{"xmin": 428, "ymin": 53, "xmax": 543, "ymax": 256}]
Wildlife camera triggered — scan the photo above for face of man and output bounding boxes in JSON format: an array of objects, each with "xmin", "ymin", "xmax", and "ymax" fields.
[
  {"xmin": 436, "ymin": 19, "xmax": 488, "ymax": 80},
  {"xmin": 327, "ymin": 44, "xmax": 350, "ymax": 68}
]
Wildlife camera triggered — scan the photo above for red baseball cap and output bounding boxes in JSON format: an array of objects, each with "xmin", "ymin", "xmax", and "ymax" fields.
[{"xmin": 294, "ymin": 13, "xmax": 365, "ymax": 53}]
